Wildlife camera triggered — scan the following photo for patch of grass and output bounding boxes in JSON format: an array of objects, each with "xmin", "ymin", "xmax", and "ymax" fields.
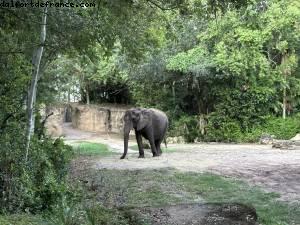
[
  {"xmin": 6, "ymin": 168, "xmax": 298, "ymax": 225},
  {"xmin": 129, "ymin": 186, "xmax": 182, "ymax": 207},
  {"xmin": 0, "ymin": 214, "xmax": 46, "ymax": 225},
  {"xmin": 0, "ymin": 201, "xmax": 146, "ymax": 225},
  {"xmin": 47, "ymin": 198, "xmax": 149, "ymax": 225},
  {"xmin": 75, "ymin": 168, "xmax": 300, "ymax": 225},
  {"xmin": 173, "ymin": 172, "xmax": 300, "ymax": 225},
  {"xmin": 71, "ymin": 142, "xmax": 117, "ymax": 156},
  {"xmin": 85, "ymin": 204, "xmax": 147, "ymax": 225},
  {"xmin": 77, "ymin": 169, "xmax": 187, "ymax": 208}
]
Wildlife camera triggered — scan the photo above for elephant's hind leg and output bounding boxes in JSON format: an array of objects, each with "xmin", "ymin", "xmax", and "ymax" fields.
[
  {"xmin": 155, "ymin": 140, "xmax": 162, "ymax": 156},
  {"xmin": 149, "ymin": 138, "xmax": 158, "ymax": 157}
]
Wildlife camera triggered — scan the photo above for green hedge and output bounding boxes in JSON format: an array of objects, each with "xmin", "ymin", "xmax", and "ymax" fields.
[
  {"xmin": 205, "ymin": 113, "xmax": 300, "ymax": 143},
  {"xmin": 170, "ymin": 113, "xmax": 300, "ymax": 143}
]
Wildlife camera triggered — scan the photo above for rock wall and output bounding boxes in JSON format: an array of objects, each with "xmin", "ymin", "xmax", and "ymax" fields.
[
  {"xmin": 70, "ymin": 103, "xmax": 130, "ymax": 133},
  {"xmin": 43, "ymin": 105, "xmax": 65, "ymax": 137},
  {"xmin": 110, "ymin": 106, "xmax": 129, "ymax": 133},
  {"xmin": 71, "ymin": 104, "xmax": 107, "ymax": 132},
  {"xmin": 43, "ymin": 103, "xmax": 130, "ymax": 136}
]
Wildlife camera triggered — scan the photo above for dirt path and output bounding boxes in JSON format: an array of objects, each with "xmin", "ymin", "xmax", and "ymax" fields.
[{"xmin": 63, "ymin": 123, "xmax": 300, "ymax": 203}]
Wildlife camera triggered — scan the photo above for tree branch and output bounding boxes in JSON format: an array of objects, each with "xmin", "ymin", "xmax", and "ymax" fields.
[
  {"xmin": 0, "ymin": 8, "xmax": 43, "ymax": 25},
  {"xmin": 146, "ymin": 0, "xmax": 180, "ymax": 10},
  {"xmin": 0, "ymin": 51, "xmax": 24, "ymax": 55},
  {"xmin": 0, "ymin": 114, "xmax": 13, "ymax": 132},
  {"xmin": 36, "ymin": 112, "xmax": 54, "ymax": 139}
]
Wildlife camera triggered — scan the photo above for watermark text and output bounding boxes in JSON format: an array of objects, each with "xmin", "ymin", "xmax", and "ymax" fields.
[{"xmin": 0, "ymin": 0, "xmax": 96, "ymax": 8}]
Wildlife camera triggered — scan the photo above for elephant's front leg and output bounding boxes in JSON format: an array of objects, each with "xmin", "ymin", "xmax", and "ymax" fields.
[
  {"xmin": 143, "ymin": 128, "xmax": 158, "ymax": 157},
  {"xmin": 135, "ymin": 132, "xmax": 144, "ymax": 158}
]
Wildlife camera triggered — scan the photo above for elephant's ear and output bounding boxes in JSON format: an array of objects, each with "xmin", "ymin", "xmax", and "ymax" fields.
[
  {"xmin": 124, "ymin": 111, "xmax": 133, "ymax": 131},
  {"xmin": 137, "ymin": 109, "xmax": 151, "ymax": 131}
]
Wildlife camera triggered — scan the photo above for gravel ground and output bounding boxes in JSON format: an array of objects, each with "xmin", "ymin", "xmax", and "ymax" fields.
[{"xmin": 63, "ymin": 123, "xmax": 300, "ymax": 203}]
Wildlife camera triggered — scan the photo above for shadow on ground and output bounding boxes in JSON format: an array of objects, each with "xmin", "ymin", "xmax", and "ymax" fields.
[{"xmin": 126, "ymin": 203, "xmax": 258, "ymax": 225}]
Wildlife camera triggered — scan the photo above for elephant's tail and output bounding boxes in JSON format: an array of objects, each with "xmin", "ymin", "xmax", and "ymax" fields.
[{"xmin": 164, "ymin": 137, "xmax": 167, "ymax": 148}]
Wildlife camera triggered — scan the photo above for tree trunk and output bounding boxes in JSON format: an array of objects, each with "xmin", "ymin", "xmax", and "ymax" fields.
[
  {"xmin": 68, "ymin": 87, "xmax": 71, "ymax": 103},
  {"xmin": 197, "ymin": 94, "xmax": 202, "ymax": 115},
  {"xmin": 86, "ymin": 85, "xmax": 90, "ymax": 105},
  {"xmin": 25, "ymin": 7, "xmax": 48, "ymax": 161},
  {"xmin": 283, "ymin": 84, "xmax": 286, "ymax": 119},
  {"xmin": 281, "ymin": 54, "xmax": 289, "ymax": 120},
  {"xmin": 172, "ymin": 81, "xmax": 176, "ymax": 105}
]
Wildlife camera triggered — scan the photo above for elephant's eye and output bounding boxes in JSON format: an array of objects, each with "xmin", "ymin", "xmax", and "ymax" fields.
[
  {"xmin": 132, "ymin": 113, "xmax": 139, "ymax": 121},
  {"xmin": 132, "ymin": 112, "xmax": 138, "ymax": 117}
]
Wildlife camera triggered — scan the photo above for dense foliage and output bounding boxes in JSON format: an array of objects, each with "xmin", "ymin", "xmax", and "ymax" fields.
[
  {"xmin": 165, "ymin": 0, "xmax": 300, "ymax": 141},
  {"xmin": 0, "ymin": 132, "xmax": 73, "ymax": 212}
]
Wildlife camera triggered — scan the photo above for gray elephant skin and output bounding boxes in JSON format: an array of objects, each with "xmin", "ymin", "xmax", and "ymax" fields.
[{"xmin": 120, "ymin": 108, "xmax": 168, "ymax": 159}]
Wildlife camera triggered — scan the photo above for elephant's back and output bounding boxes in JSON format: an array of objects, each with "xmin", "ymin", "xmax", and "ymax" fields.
[
  {"xmin": 149, "ymin": 108, "xmax": 168, "ymax": 120},
  {"xmin": 149, "ymin": 108, "xmax": 168, "ymax": 140}
]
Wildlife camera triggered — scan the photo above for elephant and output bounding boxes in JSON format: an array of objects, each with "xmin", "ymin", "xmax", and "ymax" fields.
[{"xmin": 120, "ymin": 108, "xmax": 168, "ymax": 159}]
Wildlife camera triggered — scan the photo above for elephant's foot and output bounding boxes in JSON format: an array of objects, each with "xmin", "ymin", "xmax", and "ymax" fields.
[
  {"xmin": 120, "ymin": 156, "xmax": 125, "ymax": 159},
  {"xmin": 157, "ymin": 150, "xmax": 162, "ymax": 156},
  {"xmin": 138, "ymin": 155, "xmax": 145, "ymax": 158},
  {"xmin": 152, "ymin": 153, "xmax": 159, "ymax": 157}
]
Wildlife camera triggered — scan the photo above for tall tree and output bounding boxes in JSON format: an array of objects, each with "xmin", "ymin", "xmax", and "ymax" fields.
[{"xmin": 25, "ymin": 7, "xmax": 48, "ymax": 159}]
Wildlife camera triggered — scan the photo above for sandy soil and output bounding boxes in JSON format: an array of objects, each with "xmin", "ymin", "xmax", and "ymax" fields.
[{"xmin": 63, "ymin": 123, "xmax": 300, "ymax": 203}]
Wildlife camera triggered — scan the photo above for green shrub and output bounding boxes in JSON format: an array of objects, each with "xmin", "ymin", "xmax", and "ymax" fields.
[
  {"xmin": 0, "ymin": 123, "xmax": 74, "ymax": 213},
  {"xmin": 170, "ymin": 115, "xmax": 201, "ymax": 143},
  {"xmin": 261, "ymin": 114, "xmax": 300, "ymax": 139},
  {"xmin": 239, "ymin": 114, "xmax": 300, "ymax": 142},
  {"xmin": 204, "ymin": 113, "xmax": 300, "ymax": 143},
  {"xmin": 205, "ymin": 113, "xmax": 242, "ymax": 142},
  {"xmin": 239, "ymin": 127, "xmax": 264, "ymax": 143},
  {"xmin": 48, "ymin": 201, "xmax": 146, "ymax": 225},
  {"xmin": 47, "ymin": 197, "xmax": 86, "ymax": 225}
]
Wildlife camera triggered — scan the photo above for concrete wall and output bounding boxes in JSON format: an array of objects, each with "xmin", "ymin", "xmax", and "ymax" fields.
[
  {"xmin": 43, "ymin": 103, "xmax": 130, "ymax": 136},
  {"xmin": 71, "ymin": 104, "xmax": 108, "ymax": 132},
  {"xmin": 110, "ymin": 106, "xmax": 129, "ymax": 133}
]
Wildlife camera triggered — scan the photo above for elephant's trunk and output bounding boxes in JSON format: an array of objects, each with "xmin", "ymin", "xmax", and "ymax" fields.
[{"xmin": 120, "ymin": 123, "xmax": 131, "ymax": 159}]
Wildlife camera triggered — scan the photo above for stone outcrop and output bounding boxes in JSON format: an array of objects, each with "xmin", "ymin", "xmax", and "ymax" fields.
[
  {"xmin": 290, "ymin": 133, "xmax": 300, "ymax": 141},
  {"xmin": 259, "ymin": 133, "xmax": 275, "ymax": 145},
  {"xmin": 257, "ymin": 133, "xmax": 300, "ymax": 150},
  {"xmin": 272, "ymin": 140, "xmax": 296, "ymax": 150}
]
